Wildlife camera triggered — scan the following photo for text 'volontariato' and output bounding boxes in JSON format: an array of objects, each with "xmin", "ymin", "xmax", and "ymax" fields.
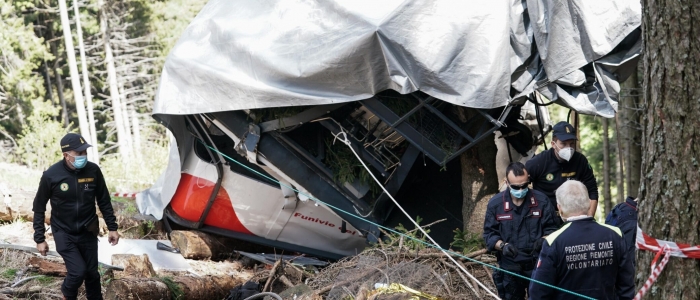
[{"xmin": 564, "ymin": 241, "xmax": 616, "ymax": 270}]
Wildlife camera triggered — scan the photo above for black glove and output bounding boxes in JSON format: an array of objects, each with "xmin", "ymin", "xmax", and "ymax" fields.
[
  {"xmin": 502, "ymin": 243, "xmax": 518, "ymax": 258},
  {"xmin": 531, "ymin": 238, "xmax": 545, "ymax": 255}
]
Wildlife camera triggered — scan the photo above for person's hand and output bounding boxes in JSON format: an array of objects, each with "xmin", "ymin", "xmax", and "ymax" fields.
[
  {"xmin": 502, "ymin": 243, "xmax": 518, "ymax": 258},
  {"xmin": 531, "ymin": 238, "xmax": 545, "ymax": 255},
  {"xmin": 37, "ymin": 242, "xmax": 49, "ymax": 256},
  {"xmin": 108, "ymin": 231, "xmax": 120, "ymax": 245}
]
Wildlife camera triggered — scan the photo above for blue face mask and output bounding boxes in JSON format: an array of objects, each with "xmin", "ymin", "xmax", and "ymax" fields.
[
  {"xmin": 509, "ymin": 187, "xmax": 528, "ymax": 199},
  {"xmin": 70, "ymin": 154, "xmax": 88, "ymax": 169}
]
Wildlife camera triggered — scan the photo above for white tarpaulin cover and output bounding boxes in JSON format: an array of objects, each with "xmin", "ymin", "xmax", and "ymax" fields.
[
  {"xmin": 153, "ymin": 0, "xmax": 641, "ymax": 117},
  {"xmin": 141, "ymin": 0, "xmax": 642, "ymax": 220}
]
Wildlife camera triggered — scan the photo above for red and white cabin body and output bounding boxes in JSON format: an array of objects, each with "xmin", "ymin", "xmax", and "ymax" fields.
[{"xmin": 168, "ymin": 140, "xmax": 366, "ymax": 257}]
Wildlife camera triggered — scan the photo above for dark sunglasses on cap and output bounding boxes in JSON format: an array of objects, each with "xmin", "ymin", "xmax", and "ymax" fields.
[{"xmin": 508, "ymin": 182, "xmax": 530, "ymax": 190}]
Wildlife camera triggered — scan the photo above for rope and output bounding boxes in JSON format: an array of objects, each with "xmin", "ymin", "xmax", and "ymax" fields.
[
  {"xmin": 331, "ymin": 131, "xmax": 500, "ymax": 299},
  {"xmin": 197, "ymin": 139, "xmax": 596, "ymax": 300}
]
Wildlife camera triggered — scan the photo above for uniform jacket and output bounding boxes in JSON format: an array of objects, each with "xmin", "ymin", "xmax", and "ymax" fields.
[
  {"xmin": 529, "ymin": 217, "xmax": 635, "ymax": 300},
  {"xmin": 525, "ymin": 148, "xmax": 598, "ymax": 209},
  {"xmin": 483, "ymin": 189, "xmax": 558, "ymax": 270},
  {"xmin": 606, "ymin": 196, "xmax": 638, "ymax": 264},
  {"xmin": 32, "ymin": 160, "xmax": 118, "ymax": 243}
]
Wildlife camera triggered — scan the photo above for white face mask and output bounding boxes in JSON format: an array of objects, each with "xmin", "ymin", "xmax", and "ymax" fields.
[{"xmin": 555, "ymin": 144, "xmax": 574, "ymax": 161}]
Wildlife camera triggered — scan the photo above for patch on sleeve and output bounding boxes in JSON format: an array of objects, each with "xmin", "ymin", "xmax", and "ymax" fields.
[
  {"xmin": 496, "ymin": 214, "xmax": 513, "ymax": 221},
  {"xmin": 530, "ymin": 209, "xmax": 542, "ymax": 218}
]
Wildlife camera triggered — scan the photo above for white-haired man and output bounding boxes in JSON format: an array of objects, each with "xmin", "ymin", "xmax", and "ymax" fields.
[{"xmin": 529, "ymin": 180, "xmax": 634, "ymax": 300}]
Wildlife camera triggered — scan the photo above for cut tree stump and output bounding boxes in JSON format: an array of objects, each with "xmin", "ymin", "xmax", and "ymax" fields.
[
  {"xmin": 28, "ymin": 256, "xmax": 67, "ymax": 277},
  {"xmin": 170, "ymin": 230, "xmax": 233, "ymax": 260},
  {"xmin": 111, "ymin": 254, "xmax": 156, "ymax": 279},
  {"xmin": 104, "ymin": 276, "xmax": 244, "ymax": 300}
]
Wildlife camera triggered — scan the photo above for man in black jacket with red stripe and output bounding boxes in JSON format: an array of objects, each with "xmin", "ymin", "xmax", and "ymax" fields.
[
  {"xmin": 483, "ymin": 162, "xmax": 558, "ymax": 299},
  {"xmin": 33, "ymin": 133, "xmax": 120, "ymax": 300}
]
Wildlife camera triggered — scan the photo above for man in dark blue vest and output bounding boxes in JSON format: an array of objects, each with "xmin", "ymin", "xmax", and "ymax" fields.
[{"xmin": 529, "ymin": 180, "xmax": 634, "ymax": 300}]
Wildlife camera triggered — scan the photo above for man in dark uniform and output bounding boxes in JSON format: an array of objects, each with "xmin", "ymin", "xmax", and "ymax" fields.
[
  {"xmin": 529, "ymin": 180, "xmax": 634, "ymax": 300},
  {"xmin": 33, "ymin": 133, "xmax": 120, "ymax": 300},
  {"xmin": 483, "ymin": 162, "xmax": 558, "ymax": 299},
  {"xmin": 526, "ymin": 121, "xmax": 598, "ymax": 224},
  {"xmin": 605, "ymin": 196, "xmax": 638, "ymax": 266}
]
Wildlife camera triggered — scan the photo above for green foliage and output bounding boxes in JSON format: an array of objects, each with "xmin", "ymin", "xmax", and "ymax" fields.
[
  {"xmin": 323, "ymin": 138, "xmax": 382, "ymax": 196},
  {"xmin": 0, "ymin": 0, "xmax": 51, "ymax": 136},
  {"xmin": 379, "ymin": 216, "xmax": 430, "ymax": 251},
  {"xmin": 159, "ymin": 276, "xmax": 184, "ymax": 300},
  {"xmin": 98, "ymin": 265, "xmax": 113, "ymax": 285},
  {"xmin": 148, "ymin": 0, "xmax": 208, "ymax": 58},
  {"xmin": 1, "ymin": 268, "xmax": 17, "ymax": 279},
  {"xmin": 16, "ymin": 100, "xmax": 65, "ymax": 170},
  {"xmin": 450, "ymin": 228, "xmax": 485, "ymax": 254}
]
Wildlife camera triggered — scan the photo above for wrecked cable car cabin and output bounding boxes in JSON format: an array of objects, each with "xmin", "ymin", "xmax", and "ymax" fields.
[{"xmin": 139, "ymin": 0, "xmax": 642, "ymax": 259}]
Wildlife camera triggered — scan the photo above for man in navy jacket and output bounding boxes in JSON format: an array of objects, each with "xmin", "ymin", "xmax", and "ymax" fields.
[
  {"xmin": 484, "ymin": 162, "xmax": 558, "ymax": 299},
  {"xmin": 529, "ymin": 180, "xmax": 634, "ymax": 300}
]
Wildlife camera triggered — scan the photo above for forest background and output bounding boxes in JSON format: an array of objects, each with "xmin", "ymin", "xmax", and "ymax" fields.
[{"xmin": 0, "ymin": 0, "xmax": 642, "ymax": 219}]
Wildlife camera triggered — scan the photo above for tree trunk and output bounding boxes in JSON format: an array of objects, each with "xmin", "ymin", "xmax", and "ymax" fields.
[
  {"xmin": 58, "ymin": 0, "xmax": 92, "ymax": 145},
  {"xmin": 104, "ymin": 276, "xmax": 244, "ymax": 300},
  {"xmin": 614, "ymin": 115, "xmax": 626, "ymax": 203},
  {"xmin": 613, "ymin": 119, "xmax": 625, "ymax": 203},
  {"xmin": 621, "ymin": 71, "xmax": 642, "ymax": 198},
  {"xmin": 47, "ymin": 26, "xmax": 69, "ymax": 128},
  {"xmin": 119, "ymin": 83, "xmax": 134, "ymax": 153},
  {"xmin": 73, "ymin": 0, "xmax": 99, "ymax": 163},
  {"xmin": 131, "ymin": 107, "xmax": 142, "ymax": 158},
  {"xmin": 460, "ymin": 108, "xmax": 499, "ymax": 231},
  {"xmin": 602, "ymin": 118, "xmax": 612, "ymax": 216},
  {"xmin": 99, "ymin": 0, "xmax": 130, "ymax": 161},
  {"xmin": 637, "ymin": 0, "xmax": 700, "ymax": 298}
]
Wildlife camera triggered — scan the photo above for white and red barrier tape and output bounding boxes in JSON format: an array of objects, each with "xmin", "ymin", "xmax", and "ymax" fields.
[
  {"xmin": 633, "ymin": 227, "xmax": 700, "ymax": 299},
  {"xmin": 636, "ymin": 226, "xmax": 700, "ymax": 259},
  {"xmin": 111, "ymin": 192, "xmax": 138, "ymax": 199}
]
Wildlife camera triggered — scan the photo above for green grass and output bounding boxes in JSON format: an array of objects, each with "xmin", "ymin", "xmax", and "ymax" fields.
[
  {"xmin": 1, "ymin": 268, "xmax": 17, "ymax": 279},
  {"xmin": 159, "ymin": 276, "xmax": 184, "ymax": 300},
  {"xmin": 33, "ymin": 275, "xmax": 55, "ymax": 285},
  {"xmin": 451, "ymin": 228, "xmax": 485, "ymax": 254}
]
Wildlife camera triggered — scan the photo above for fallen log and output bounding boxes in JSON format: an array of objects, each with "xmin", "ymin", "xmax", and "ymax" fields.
[
  {"xmin": 0, "ymin": 244, "xmax": 123, "ymax": 271},
  {"xmin": 28, "ymin": 256, "xmax": 67, "ymax": 277},
  {"xmin": 0, "ymin": 195, "xmax": 49, "ymax": 223},
  {"xmin": 104, "ymin": 275, "xmax": 245, "ymax": 300},
  {"xmin": 170, "ymin": 230, "xmax": 233, "ymax": 260},
  {"xmin": 111, "ymin": 254, "xmax": 156, "ymax": 279}
]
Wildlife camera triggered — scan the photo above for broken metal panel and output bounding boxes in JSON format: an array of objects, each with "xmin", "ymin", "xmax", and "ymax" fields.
[
  {"xmin": 259, "ymin": 104, "xmax": 346, "ymax": 133},
  {"xmin": 361, "ymin": 92, "xmax": 506, "ymax": 166}
]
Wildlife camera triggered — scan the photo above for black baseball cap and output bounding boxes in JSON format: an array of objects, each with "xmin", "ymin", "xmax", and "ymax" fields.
[
  {"xmin": 552, "ymin": 121, "xmax": 577, "ymax": 141},
  {"xmin": 60, "ymin": 133, "xmax": 92, "ymax": 152}
]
